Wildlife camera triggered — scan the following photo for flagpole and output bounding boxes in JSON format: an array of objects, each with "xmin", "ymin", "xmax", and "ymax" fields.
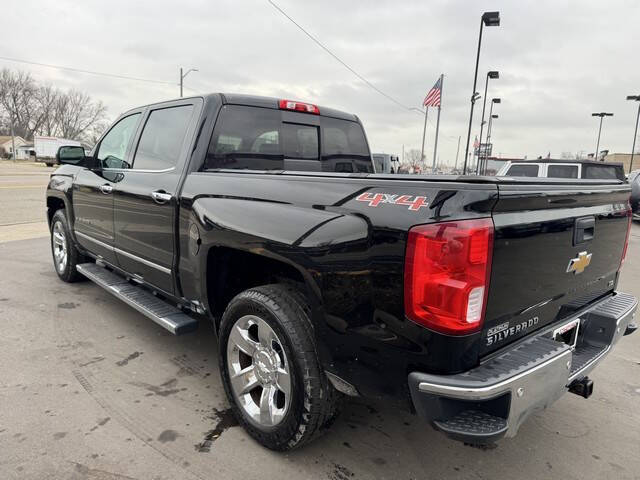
[
  {"xmin": 420, "ymin": 107, "xmax": 429, "ymax": 168},
  {"xmin": 432, "ymin": 74, "xmax": 444, "ymax": 173}
]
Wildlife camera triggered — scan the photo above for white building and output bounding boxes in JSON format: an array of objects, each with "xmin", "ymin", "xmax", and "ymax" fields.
[{"xmin": 0, "ymin": 135, "xmax": 28, "ymax": 158}]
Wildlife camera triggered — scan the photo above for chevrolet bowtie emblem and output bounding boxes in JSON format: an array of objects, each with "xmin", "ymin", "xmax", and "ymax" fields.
[{"xmin": 567, "ymin": 251, "xmax": 592, "ymax": 274}]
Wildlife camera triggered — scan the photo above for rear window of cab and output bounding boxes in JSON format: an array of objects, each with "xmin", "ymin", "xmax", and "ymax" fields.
[{"xmin": 203, "ymin": 105, "xmax": 372, "ymax": 173}]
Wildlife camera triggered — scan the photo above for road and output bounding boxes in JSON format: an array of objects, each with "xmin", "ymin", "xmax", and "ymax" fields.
[
  {"xmin": 0, "ymin": 161, "xmax": 51, "ymax": 243},
  {"xmin": 1, "ymin": 161, "xmax": 639, "ymax": 480}
]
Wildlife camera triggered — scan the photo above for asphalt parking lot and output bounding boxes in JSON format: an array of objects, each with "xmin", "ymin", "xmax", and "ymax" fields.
[{"xmin": 1, "ymin": 161, "xmax": 640, "ymax": 480}]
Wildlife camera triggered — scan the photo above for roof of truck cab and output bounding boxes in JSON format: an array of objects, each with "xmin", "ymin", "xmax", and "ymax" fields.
[
  {"xmin": 219, "ymin": 93, "xmax": 359, "ymax": 122},
  {"xmin": 120, "ymin": 93, "xmax": 358, "ymax": 123}
]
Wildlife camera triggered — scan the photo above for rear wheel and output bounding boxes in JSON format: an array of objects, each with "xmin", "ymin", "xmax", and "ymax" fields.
[
  {"xmin": 219, "ymin": 284, "xmax": 340, "ymax": 450},
  {"xmin": 50, "ymin": 209, "xmax": 86, "ymax": 283}
]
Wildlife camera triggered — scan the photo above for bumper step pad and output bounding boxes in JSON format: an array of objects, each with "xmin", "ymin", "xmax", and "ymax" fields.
[
  {"xmin": 76, "ymin": 263, "xmax": 198, "ymax": 335},
  {"xmin": 434, "ymin": 410, "xmax": 507, "ymax": 444}
]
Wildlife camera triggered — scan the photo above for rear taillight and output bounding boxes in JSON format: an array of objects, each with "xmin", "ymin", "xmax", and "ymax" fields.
[
  {"xmin": 278, "ymin": 99, "xmax": 319, "ymax": 114},
  {"xmin": 404, "ymin": 218, "xmax": 494, "ymax": 335},
  {"xmin": 620, "ymin": 204, "xmax": 632, "ymax": 270}
]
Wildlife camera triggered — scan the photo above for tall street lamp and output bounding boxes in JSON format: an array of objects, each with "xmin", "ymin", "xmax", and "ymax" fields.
[
  {"xmin": 592, "ymin": 112, "xmax": 614, "ymax": 161},
  {"xmin": 180, "ymin": 67, "xmax": 199, "ymax": 97},
  {"xmin": 627, "ymin": 95, "xmax": 640, "ymax": 173},
  {"xmin": 476, "ymin": 70, "xmax": 499, "ymax": 174},
  {"xmin": 487, "ymin": 114, "xmax": 499, "ymax": 145},
  {"xmin": 463, "ymin": 11, "xmax": 500, "ymax": 174},
  {"xmin": 483, "ymin": 114, "xmax": 499, "ymax": 174},
  {"xmin": 480, "ymin": 98, "xmax": 500, "ymax": 174}
]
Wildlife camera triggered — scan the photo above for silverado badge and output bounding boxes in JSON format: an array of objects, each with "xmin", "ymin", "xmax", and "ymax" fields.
[{"xmin": 567, "ymin": 251, "xmax": 592, "ymax": 274}]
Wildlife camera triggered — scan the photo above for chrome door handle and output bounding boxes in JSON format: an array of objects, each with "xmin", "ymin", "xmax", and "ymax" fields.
[
  {"xmin": 100, "ymin": 184, "xmax": 113, "ymax": 194},
  {"xmin": 151, "ymin": 191, "xmax": 172, "ymax": 204}
]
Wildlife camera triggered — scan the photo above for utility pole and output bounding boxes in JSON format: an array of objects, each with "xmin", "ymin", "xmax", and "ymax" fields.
[
  {"xmin": 179, "ymin": 67, "xmax": 199, "ymax": 98},
  {"xmin": 10, "ymin": 116, "xmax": 16, "ymax": 162},
  {"xmin": 432, "ymin": 74, "xmax": 444, "ymax": 173},
  {"xmin": 454, "ymin": 135, "xmax": 461, "ymax": 172}
]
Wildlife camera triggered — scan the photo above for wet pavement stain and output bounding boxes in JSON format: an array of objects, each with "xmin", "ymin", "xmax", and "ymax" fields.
[
  {"xmin": 129, "ymin": 379, "xmax": 186, "ymax": 397},
  {"xmin": 57, "ymin": 302, "xmax": 79, "ymax": 309},
  {"xmin": 157, "ymin": 429, "xmax": 180, "ymax": 443},
  {"xmin": 79, "ymin": 356, "xmax": 105, "ymax": 367},
  {"xmin": 328, "ymin": 463, "xmax": 355, "ymax": 480},
  {"xmin": 194, "ymin": 408, "xmax": 239, "ymax": 453},
  {"xmin": 53, "ymin": 432, "xmax": 67, "ymax": 440},
  {"xmin": 89, "ymin": 417, "xmax": 111, "ymax": 432},
  {"xmin": 116, "ymin": 351, "xmax": 143, "ymax": 366}
]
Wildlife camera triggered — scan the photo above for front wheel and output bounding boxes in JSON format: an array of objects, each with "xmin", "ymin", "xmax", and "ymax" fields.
[
  {"xmin": 219, "ymin": 284, "xmax": 340, "ymax": 450},
  {"xmin": 50, "ymin": 209, "xmax": 86, "ymax": 282}
]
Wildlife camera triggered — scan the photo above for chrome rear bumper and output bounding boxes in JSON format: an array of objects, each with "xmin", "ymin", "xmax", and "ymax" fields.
[{"xmin": 408, "ymin": 292, "xmax": 637, "ymax": 443}]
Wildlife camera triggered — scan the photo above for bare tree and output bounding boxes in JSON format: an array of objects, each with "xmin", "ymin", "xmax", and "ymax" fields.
[
  {"xmin": 54, "ymin": 90, "xmax": 107, "ymax": 140},
  {"xmin": 0, "ymin": 68, "xmax": 108, "ymax": 143},
  {"xmin": 35, "ymin": 85, "xmax": 61, "ymax": 137},
  {"xmin": 405, "ymin": 149, "xmax": 423, "ymax": 172},
  {"xmin": 0, "ymin": 68, "xmax": 42, "ymax": 138}
]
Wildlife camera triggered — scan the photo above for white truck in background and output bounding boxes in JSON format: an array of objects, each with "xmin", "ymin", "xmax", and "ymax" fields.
[{"xmin": 34, "ymin": 136, "xmax": 82, "ymax": 167}]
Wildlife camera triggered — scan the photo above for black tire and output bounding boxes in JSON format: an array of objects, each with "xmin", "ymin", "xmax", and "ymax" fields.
[
  {"xmin": 219, "ymin": 284, "xmax": 341, "ymax": 450},
  {"xmin": 50, "ymin": 209, "xmax": 87, "ymax": 283}
]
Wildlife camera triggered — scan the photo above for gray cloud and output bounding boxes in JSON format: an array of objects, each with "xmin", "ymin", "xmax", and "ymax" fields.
[{"xmin": 4, "ymin": 0, "xmax": 640, "ymax": 162}]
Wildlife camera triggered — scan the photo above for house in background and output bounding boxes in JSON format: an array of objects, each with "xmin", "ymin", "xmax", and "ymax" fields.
[
  {"xmin": 0, "ymin": 135, "xmax": 28, "ymax": 158},
  {"xmin": 16, "ymin": 143, "xmax": 35, "ymax": 160}
]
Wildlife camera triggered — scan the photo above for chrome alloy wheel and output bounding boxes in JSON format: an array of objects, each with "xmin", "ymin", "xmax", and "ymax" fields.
[
  {"xmin": 52, "ymin": 221, "xmax": 68, "ymax": 274},
  {"xmin": 226, "ymin": 315, "xmax": 291, "ymax": 427}
]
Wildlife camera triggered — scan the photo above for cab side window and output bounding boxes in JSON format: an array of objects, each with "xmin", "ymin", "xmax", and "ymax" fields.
[
  {"xmin": 132, "ymin": 105, "xmax": 195, "ymax": 171},
  {"xmin": 506, "ymin": 164, "xmax": 539, "ymax": 177},
  {"xmin": 97, "ymin": 113, "xmax": 141, "ymax": 169}
]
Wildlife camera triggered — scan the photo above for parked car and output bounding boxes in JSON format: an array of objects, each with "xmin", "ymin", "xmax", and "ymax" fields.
[
  {"xmin": 497, "ymin": 159, "xmax": 626, "ymax": 180},
  {"xmin": 629, "ymin": 169, "xmax": 640, "ymax": 221},
  {"xmin": 47, "ymin": 93, "xmax": 636, "ymax": 450}
]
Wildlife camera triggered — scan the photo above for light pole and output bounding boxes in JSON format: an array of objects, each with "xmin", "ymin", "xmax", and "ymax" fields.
[
  {"xmin": 487, "ymin": 114, "xmax": 499, "ymax": 145},
  {"xmin": 463, "ymin": 11, "xmax": 500, "ymax": 175},
  {"xmin": 476, "ymin": 71, "xmax": 499, "ymax": 174},
  {"xmin": 592, "ymin": 112, "xmax": 614, "ymax": 161},
  {"xmin": 483, "ymin": 114, "xmax": 499, "ymax": 174},
  {"xmin": 481, "ymin": 98, "xmax": 500, "ymax": 174},
  {"xmin": 180, "ymin": 67, "xmax": 199, "ymax": 97},
  {"xmin": 627, "ymin": 95, "xmax": 640, "ymax": 173}
]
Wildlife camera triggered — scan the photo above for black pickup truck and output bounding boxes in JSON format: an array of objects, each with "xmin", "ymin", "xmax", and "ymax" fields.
[{"xmin": 47, "ymin": 93, "xmax": 637, "ymax": 450}]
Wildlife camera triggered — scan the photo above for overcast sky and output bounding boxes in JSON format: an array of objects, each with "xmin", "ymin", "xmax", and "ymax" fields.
[{"xmin": 4, "ymin": 0, "xmax": 640, "ymax": 164}]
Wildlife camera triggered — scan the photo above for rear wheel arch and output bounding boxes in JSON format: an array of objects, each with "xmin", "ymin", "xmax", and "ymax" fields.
[{"xmin": 204, "ymin": 246, "xmax": 321, "ymax": 333}]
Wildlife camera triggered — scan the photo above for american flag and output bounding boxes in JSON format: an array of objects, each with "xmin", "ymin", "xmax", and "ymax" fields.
[{"xmin": 423, "ymin": 77, "xmax": 442, "ymax": 107}]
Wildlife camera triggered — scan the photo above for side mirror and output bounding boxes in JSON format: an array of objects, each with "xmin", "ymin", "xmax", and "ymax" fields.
[{"xmin": 56, "ymin": 146, "xmax": 86, "ymax": 166}]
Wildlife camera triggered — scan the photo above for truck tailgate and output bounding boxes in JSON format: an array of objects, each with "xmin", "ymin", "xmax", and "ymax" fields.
[{"xmin": 482, "ymin": 183, "xmax": 631, "ymax": 354}]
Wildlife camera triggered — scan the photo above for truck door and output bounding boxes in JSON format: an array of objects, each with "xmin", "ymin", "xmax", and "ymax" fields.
[
  {"xmin": 113, "ymin": 100, "xmax": 199, "ymax": 295},
  {"xmin": 73, "ymin": 112, "xmax": 141, "ymax": 264}
]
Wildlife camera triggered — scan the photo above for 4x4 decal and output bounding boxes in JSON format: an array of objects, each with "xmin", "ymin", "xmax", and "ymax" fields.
[{"xmin": 356, "ymin": 193, "xmax": 429, "ymax": 211}]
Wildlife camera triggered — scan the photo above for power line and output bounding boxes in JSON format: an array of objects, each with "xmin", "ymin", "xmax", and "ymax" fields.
[
  {"xmin": 0, "ymin": 55, "xmax": 176, "ymax": 86},
  {"xmin": 266, "ymin": 2, "xmax": 459, "ymax": 145},
  {"xmin": 266, "ymin": 0, "xmax": 420, "ymax": 115}
]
